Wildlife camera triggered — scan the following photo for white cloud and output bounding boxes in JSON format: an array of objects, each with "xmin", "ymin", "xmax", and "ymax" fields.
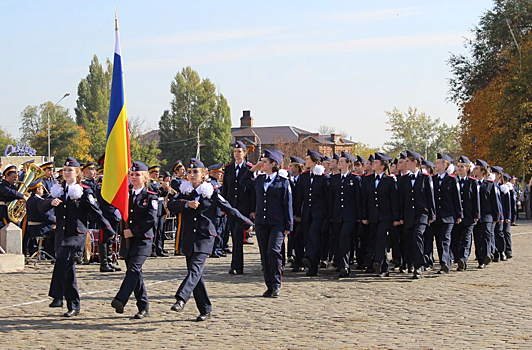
[{"xmin": 321, "ymin": 7, "xmax": 424, "ymax": 23}]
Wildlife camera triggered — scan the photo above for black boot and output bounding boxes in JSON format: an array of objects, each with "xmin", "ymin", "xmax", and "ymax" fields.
[
  {"xmin": 99, "ymin": 243, "xmax": 114, "ymax": 272},
  {"xmin": 107, "ymin": 241, "xmax": 121, "ymax": 271}
]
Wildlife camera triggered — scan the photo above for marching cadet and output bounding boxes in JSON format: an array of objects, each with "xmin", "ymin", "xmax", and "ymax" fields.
[
  {"xmin": 352, "ymin": 155, "xmax": 367, "ymax": 269},
  {"xmin": 46, "ymin": 157, "xmax": 115, "ymax": 317},
  {"xmin": 25, "ymin": 178, "xmax": 56, "ymax": 258},
  {"xmin": 421, "ymin": 159, "xmax": 435, "ymax": 176},
  {"xmin": 421, "ymin": 159, "xmax": 436, "ymax": 270},
  {"xmin": 222, "ymin": 141, "xmax": 256, "ymax": 275},
  {"xmin": 361, "ymin": 152, "xmax": 400, "ymax": 277},
  {"xmin": 395, "ymin": 152, "xmax": 412, "ymax": 273},
  {"xmin": 491, "ymin": 167, "xmax": 510, "ymax": 262},
  {"xmin": 288, "ymin": 156, "xmax": 305, "ymax": 271},
  {"xmin": 320, "ymin": 154, "xmax": 333, "ymax": 268},
  {"xmin": 95, "ymin": 176, "xmax": 122, "ymax": 272},
  {"xmin": 241, "ymin": 150, "xmax": 293, "ymax": 297},
  {"xmin": 168, "ymin": 158, "xmax": 253, "ymax": 321},
  {"xmin": 397, "ymin": 150, "xmax": 436, "ymax": 279},
  {"xmin": 329, "ymin": 151, "xmax": 361, "ymax": 277},
  {"xmin": 472, "ymin": 159, "xmax": 501, "ymax": 269},
  {"xmin": 81, "ymin": 162, "xmax": 97, "ymax": 191},
  {"xmin": 505, "ymin": 173, "xmax": 516, "ymax": 258},
  {"xmin": 329, "ymin": 153, "xmax": 340, "ymax": 175},
  {"xmin": 208, "ymin": 163, "xmax": 227, "ymax": 258},
  {"xmin": 148, "ymin": 165, "xmax": 167, "ymax": 257},
  {"xmin": 431, "ymin": 153, "xmax": 463, "ymax": 274},
  {"xmin": 360, "ymin": 155, "xmax": 376, "ymax": 272},
  {"xmin": 295, "ymin": 149, "xmax": 328, "ymax": 276},
  {"xmin": 0, "ymin": 165, "xmax": 28, "ymax": 229},
  {"xmin": 451, "ymin": 156, "xmax": 480, "ymax": 271},
  {"xmin": 111, "ymin": 161, "xmax": 157, "ymax": 319},
  {"xmin": 353, "ymin": 155, "xmax": 365, "ymax": 176},
  {"xmin": 171, "ymin": 160, "xmax": 187, "ymax": 255},
  {"xmin": 322, "ymin": 156, "xmax": 332, "ymax": 174},
  {"xmin": 41, "ymin": 161, "xmax": 56, "ymax": 196}
]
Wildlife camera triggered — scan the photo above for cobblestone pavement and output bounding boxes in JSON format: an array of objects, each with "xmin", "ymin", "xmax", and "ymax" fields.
[{"xmin": 1, "ymin": 221, "xmax": 532, "ymax": 349}]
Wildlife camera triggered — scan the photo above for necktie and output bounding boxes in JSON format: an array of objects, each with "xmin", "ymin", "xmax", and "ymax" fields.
[
  {"xmin": 459, "ymin": 178, "xmax": 464, "ymax": 185},
  {"xmin": 265, "ymin": 176, "xmax": 271, "ymax": 183},
  {"xmin": 65, "ymin": 186, "xmax": 69, "ymax": 200},
  {"xmin": 376, "ymin": 174, "xmax": 381, "ymax": 181},
  {"xmin": 410, "ymin": 174, "xmax": 416, "ymax": 179}
]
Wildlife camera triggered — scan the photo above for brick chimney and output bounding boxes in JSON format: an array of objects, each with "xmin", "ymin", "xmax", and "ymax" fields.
[
  {"xmin": 331, "ymin": 133, "xmax": 341, "ymax": 143},
  {"xmin": 240, "ymin": 110, "xmax": 253, "ymax": 128}
]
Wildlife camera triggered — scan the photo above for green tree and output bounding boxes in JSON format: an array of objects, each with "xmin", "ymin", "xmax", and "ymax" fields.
[
  {"xmin": 0, "ymin": 127, "xmax": 16, "ymax": 154},
  {"xmin": 159, "ymin": 66, "xmax": 232, "ymax": 166},
  {"xmin": 74, "ymin": 55, "xmax": 113, "ymax": 160},
  {"xmin": 383, "ymin": 107, "xmax": 461, "ymax": 162},
  {"xmin": 352, "ymin": 142, "xmax": 381, "ymax": 159},
  {"xmin": 129, "ymin": 116, "xmax": 164, "ymax": 166}
]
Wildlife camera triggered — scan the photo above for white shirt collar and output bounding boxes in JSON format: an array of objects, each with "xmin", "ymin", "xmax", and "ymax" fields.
[{"xmin": 133, "ymin": 187, "xmax": 144, "ymax": 195}]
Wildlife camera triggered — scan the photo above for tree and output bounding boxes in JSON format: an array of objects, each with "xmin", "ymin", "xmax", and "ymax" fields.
[
  {"xmin": 129, "ymin": 115, "xmax": 164, "ymax": 166},
  {"xmin": 352, "ymin": 142, "xmax": 380, "ymax": 159},
  {"xmin": 318, "ymin": 125, "xmax": 335, "ymax": 135},
  {"xmin": 74, "ymin": 55, "xmax": 113, "ymax": 160},
  {"xmin": 383, "ymin": 107, "xmax": 461, "ymax": 162},
  {"xmin": 273, "ymin": 136, "xmax": 316, "ymax": 167},
  {"xmin": 19, "ymin": 102, "xmax": 90, "ymax": 162},
  {"xmin": 0, "ymin": 127, "xmax": 16, "ymax": 154},
  {"xmin": 159, "ymin": 66, "xmax": 232, "ymax": 166}
]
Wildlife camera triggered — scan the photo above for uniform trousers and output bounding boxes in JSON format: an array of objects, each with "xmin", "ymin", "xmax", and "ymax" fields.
[
  {"xmin": 175, "ymin": 252, "xmax": 211, "ymax": 315},
  {"xmin": 451, "ymin": 223, "xmax": 475, "ymax": 267},
  {"xmin": 333, "ymin": 221, "xmax": 357, "ymax": 269},
  {"xmin": 115, "ymin": 255, "xmax": 149, "ymax": 311},
  {"xmin": 356, "ymin": 222, "xmax": 371, "ymax": 267},
  {"xmin": 404, "ymin": 224, "xmax": 427, "ymax": 270},
  {"xmin": 432, "ymin": 223, "xmax": 454, "ymax": 269},
  {"xmin": 292, "ymin": 223, "xmax": 305, "ymax": 267},
  {"xmin": 423, "ymin": 225, "xmax": 435, "ymax": 267},
  {"xmin": 503, "ymin": 222, "xmax": 512, "ymax": 256},
  {"xmin": 49, "ymin": 246, "xmax": 80, "ymax": 311},
  {"xmin": 255, "ymin": 224, "xmax": 284, "ymax": 290},
  {"xmin": 473, "ymin": 222, "xmax": 494, "ymax": 263},
  {"xmin": 494, "ymin": 222, "xmax": 506, "ymax": 257},
  {"xmin": 371, "ymin": 221, "xmax": 392, "ymax": 272},
  {"xmin": 303, "ymin": 217, "xmax": 325, "ymax": 272},
  {"xmin": 153, "ymin": 214, "xmax": 166, "ymax": 254},
  {"xmin": 229, "ymin": 219, "xmax": 245, "ymax": 271}
]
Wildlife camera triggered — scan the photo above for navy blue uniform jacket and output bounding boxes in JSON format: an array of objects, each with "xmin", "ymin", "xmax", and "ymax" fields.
[
  {"xmin": 397, "ymin": 172, "xmax": 436, "ymax": 228},
  {"xmin": 26, "ymin": 193, "xmax": 55, "ymax": 236},
  {"xmin": 432, "ymin": 174, "xmax": 463, "ymax": 224},
  {"xmin": 478, "ymin": 179, "xmax": 501, "ymax": 223},
  {"xmin": 329, "ymin": 173, "xmax": 362, "ymax": 223},
  {"xmin": 458, "ymin": 176, "xmax": 480, "ymax": 226},
  {"xmin": 240, "ymin": 170, "xmax": 293, "ymax": 231},
  {"xmin": 361, "ymin": 173, "xmax": 400, "ymax": 223},
  {"xmin": 295, "ymin": 171, "xmax": 329, "ymax": 222},
  {"xmin": 222, "ymin": 162, "xmax": 256, "ymax": 216}
]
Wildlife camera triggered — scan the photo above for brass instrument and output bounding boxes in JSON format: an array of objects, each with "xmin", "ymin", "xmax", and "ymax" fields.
[
  {"xmin": 163, "ymin": 182, "xmax": 177, "ymax": 219},
  {"xmin": 8, "ymin": 163, "xmax": 46, "ymax": 224}
]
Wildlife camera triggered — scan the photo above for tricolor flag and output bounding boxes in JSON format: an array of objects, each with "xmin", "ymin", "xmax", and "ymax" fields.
[{"xmin": 102, "ymin": 15, "xmax": 131, "ymax": 222}]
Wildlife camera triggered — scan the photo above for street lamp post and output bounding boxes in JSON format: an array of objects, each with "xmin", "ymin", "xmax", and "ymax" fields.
[
  {"xmin": 196, "ymin": 115, "xmax": 211, "ymax": 159},
  {"xmin": 47, "ymin": 93, "xmax": 70, "ymax": 161}
]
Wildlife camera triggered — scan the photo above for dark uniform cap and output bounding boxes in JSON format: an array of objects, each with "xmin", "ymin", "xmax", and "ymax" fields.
[
  {"xmin": 234, "ymin": 141, "xmax": 247, "ymax": 150},
  {"xmin": 322, "ymin": 156, "xmax": 332, "ymax": 162},
  {"xmin": 64, "ymin": 157, "xmax": 80, "ymax": 167},
  {"xmin": 208, "ymin": 163, "xmax": 224, "ymax": 172},
  {"xmin": 173, "ymin": 160, "xmax": 184, "ymax": 172},
  {"xmin": 148, "ymin": 165, "xmax": 160, "ymax": 173},
  {"xmin": 458, "ymin": 155, "xmax": 471, "ymax": 164},
  {"xmin": 406, "ymin": 150, "xmax": 422, "ymax": 161},
  {"xmin": 2, "ymin": 165, "xmax": 17, "ymax": 177},
  {"xmin": 476, "ymin": 159, "xmax": 489, "ymax": 168},
  {"xmin": 28, "ymin": 178, "xmax": 43, "ymax": 190},
  {"xmin": 131, "ymin": 161, "xmax": 148, "ymax": 172},
  {"xmin": 374, "ymin": 152, "xmax": 392, "ymax": 163},
  {"xmin": 333, "ymin": 153, "xmax": 341, "ymax": 161},
  {"xmin": 503, "ymin": 173, "xmax": 511, "ymax": 180},
  {"xmin": 263, "ymin": 149, "xmax": 283, "ymax": 165},
  {"xmin": 392, "ymin": 158, "xmax": 398, "ymax": 165},
  {"xmin": 22, "ymin": 160, "xmax": 35, "ymax": 166},
  {"xmin": 82, "ymin": 162, "xmax": 96, "ymax": 171},
  {"xmin": 40, "ymin": 161, "xmax": 54, "ymax": 170},
  {"xmin": 422, "ymin": 159, "xmax": 435, "ymax": 168},
  {"xmin": 307, "ymin": 149, "xmax": 323, "ymax": 159},
  {"xmin": 356, "ymin": 155, "xmax": 367, "ymax": 163},
  {"xmin": 491, "ymin": 166, "xmax": 503, "ymax": 174},
  {"xmin": 437, "ymin": 153, "xmax": 453, "ymax": 163},
  {"xmin": 160, "ymin": 170, "xmax": 171, "ymax": 178},
  {"xmin": 290, "ymin": 156, "xmax": 305, "ymax": 165},
  {"xmin": 368, "ymin": 154, "xmax": 375, "ymax": 163},
  {"xmin": 340, "ymin": 151, "xmax": 356, "ymax": 163},
  {"xmin": 189, "ymin": 158, "xmax": 205, "ymax": 168},
  {"xmin": 399, "ymin": 152, "xmax": 407, "ymax": 160}
]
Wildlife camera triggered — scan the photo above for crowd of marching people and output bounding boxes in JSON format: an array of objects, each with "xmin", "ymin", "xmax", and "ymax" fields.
[{"xmin": 0, "ymin": 143, "xmax": 521, "ymax": 320}]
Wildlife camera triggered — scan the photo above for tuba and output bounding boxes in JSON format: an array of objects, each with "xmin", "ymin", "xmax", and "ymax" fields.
[{"xmin": 8, "ymin": 163, "xmax": 46, "ymax": 224}]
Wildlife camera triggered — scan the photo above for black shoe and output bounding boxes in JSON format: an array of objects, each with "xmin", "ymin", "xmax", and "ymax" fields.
[
  {"xmin": 150, "ymin": 252, "xmax": 157, "ymax": 258},
  {"xmin": 63, "ymin": 309, "xmax": 80, "ymax": 317},
  {"xmin": 163, "ymin": 249, "xmax": 169, "ymax": 254},
  {"xmin": 134, "ymin": 310, "xmax": 149, "ymax": 319},
  {"xmin": 218, "ymin": 252, "xmax": 227, "ymax": 257},
  {"xmin": 209, "ymin": 253, "xmax": 221, "ymax": 258},
  {"xmin": 425, "ymin": 265, "xmax": 434, "ymax": 271},
  {"xmin": 100, "ymin": 265, "xmax": 115, "ymax": 273},
  {"xmin": 306, "ymin": 270, "xmax": 318, "ymax": 276},
  {"xmin": 243, "ymin": 240, "xmax": 254, "ymax": 245},
  {"xmin": 271, "ymin": 288, "xmax": 281, "ymax": 298},
  {"xmin": 157, "ymin": 252, "xmax": 169, "ymax": 257},
  {"xmin": 478, "ymin": 263, "xmax": 486, "ymax": 269},
  {"xmin": 493, "ymin": 254, "xmax": 500, "ymax": 262},
  {"xmin": 372, "ymin": 262, "xmax": 382, "ymax": 274},
  {"xmin": 500, "ymin": 252, "xmax": 507, "ymax": 261},
  {"xmin": 408, "ymin": 266, "xmax": 414, "ymax": 274},
  {"xmin": 440, "ymin": 263, "xmax": 450, "ymax": 273},
  {"xmin": 365, "ymin": 267, "xmax": 375, "ymax": 273},
  {"xmin": 111, "ymin": 299, "xmax": 124, "ymax": 314},
  {"xmin": 171, "ymin": 299, "xmax": 186, "ymax": 312},
  {"xmin": 109, "ymin": 263, "xmax": 122, "ymax": 272},
  {"xmin": 334, "ymin": 267, "xmax": 341, "ymax": 272},
  {"xmin": 413, "ymin": 269, "xmax": 423, "ymax": 279},
  {"xmin": 339, "ymin": 268, "xmax": 350, "ymax": 278},
  {"xmin": 506, "ymin": 253, "xmax": 513, "ymax": 259},
  {"xmin": 228, "ymin": 269, "xmax": 243, "ymax": 275},
  {"xmin": 224, "ymin": 248, "xmax": 232, "ymax": 254},
  {"xmin": 319, "ymin": 261, "xmax": 328, "ymax": 269},
  {"xmin": 49, "ymin": 298, "xmax": 63, "ymax": 308},
  {"xmin": 377, "ymin": 271, "xmax": 390, "ymax": 277},
  {"xmin": 263, "ymin": 289, "xmax": 273, "ymax": 297},
  {"xmin": 301, "ymin": 258, "xmax": 311, "ymax": 269},
  {"xmin": 287, "ymin": 256, "xmax": 294, "ymax": 263},
  {"xmin": 483, "ymin": 256, "xmax": 491, "ymax": 266},
  {"xmin": 457, "ymin": 259, "xmax": 465, "ymax": 271},
  {"xmin": 354, "ymin": 264, "xmax": 365, "ymax": 270},
  {"xmin": 292, "ymin": 266, "xmax": 305, "ymax": 272},
  {"xmin": 196, "ymin": 313, "xmax": 211, "ymax": 321}
]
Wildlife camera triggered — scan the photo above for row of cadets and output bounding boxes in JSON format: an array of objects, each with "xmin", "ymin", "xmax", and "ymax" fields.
[
  {"xmin": 168, "ymin": 158, "xmax": 253, "ymax": 320},
  {"xmin": 208, "ymin": 163, "xmax": 228, "ymax": 258},
  {"xmin": 241, "ymin": 149, "xmax": 293, "ymax": 297},
  {"xmin": 296, "ymin": 149, "xmax": 329, "ymax": 276},
  {"xmin": 171, "ymin": 160, "xmax": 187, "ymax": 255},
  {"xmin": 329, "ymin": 151, "xmax": 362, "ymax": 277},
  {"xmin": 222, "ymin": 141, "xmax": 256, "ymax": 275},
  {"xmin": 287, "ymin": 156, "xmax": 305, "ymax": 271},
  {"xmin": 148, "ymin": 165, "xmax": 168, "ymax": 257},
  {"xmin": 361, "ymin": 152, "xmax": 400, "ymax": 277}
]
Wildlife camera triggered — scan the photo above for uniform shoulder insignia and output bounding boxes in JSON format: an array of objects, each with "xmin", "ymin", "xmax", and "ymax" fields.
[
  {"xmin": 449, "ymin": 174, "xmax": 456, "ymax": 178},
  {"xmin": 81, "ymin": 184, "xmax": 89, "ymax": 189},
  {"xmin": 225, "ymin": 162, "xmax": 233, "ymax": 167},
  {"xmin": 147, "ymin": 190, "xmax": 157, "ymax": 195},
  {"xmin": 470, "ymin": 176, "xmax": 477, "ymax": 180},
  {"xmin": 402, "ymin": 173, "xmax": 409, "ymax": 177},
  {"xmin": 387, "ymin": 174, "xmax": 394, "ymax": 177},
  {"xmin": 246, "ymin": 162, "xmax": 253, "ymax": 167},
  {"xmin": 213, "ymin": 185, "xmax": 218, "ymax": 190},
  {"xmin": 302, "ymin": 170, "xmax": 310, "ymax": 174},
  {"xmin": 487, "ymin": 179, "xmax": 494, "ymax": 182},
  {"xmin": 422, "ymin": 172, "xmax": 429, "ymax": 176}
]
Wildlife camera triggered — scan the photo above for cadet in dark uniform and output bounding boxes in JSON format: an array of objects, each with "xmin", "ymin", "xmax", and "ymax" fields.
[
  {"xmin": 361, "ymin": 153, "xmax": 400, "ymax": 277},
  {"xmin": 241, "ymin": 150, "xmax": 293, "ymax": 296},
  {"xmin": 168, "ymin": 158, "xmax": 252, "ymax": 321},
  {"xmin": 502, "ymin": 173, "xmax": 515, "ymax": 259},
  {"xmin": 81, "ymin": 162, "xmax": 97, "ymax": 191},
  {"xmin": 421, "ymin": 159, "xmax": 437, "ymax": 270},
  {"xmin": 451, "ymin": 156, "xmax": 480, "ymax": 271},
  {"xmin": 221, "ymin": 141, "xmax": 256, "ymax": 275},
  {"xmin": 329, "ymin": 151, "xmax": 361, "ymax": 277},
  {"xmin": 45, "ymin": 157, "xmax": 115, "ymax": 317},
  {"xmin": 492, "ymin": 168, "xmax": 510, "ymax": 262},
  {"xmin": 431, "ymin": 153, "xmax": 463, "ymax": 274},
  {"xmin": 40, "ymin": 161, "xmax": 56, "ymax": 196},
  {"xmin": 295, "ymin": 149, "xmax": 329, "ymax": 276},
  {"xmin": 353, "ymin": 155, "xmax": 368, "ymax": 269},
  {"xmin": 171, "ymin": 160, "xmax": 187, "ymax": 255},
  {"xmin": 397, "ymin": 151, "xmax": 436, "ymax": 279},
  {"xmin": 208, "ymin": 163, "xmax": 227, "ymax": 258},
  {"xmin": 95, "ymin": 176, "xmax": 122, "ymax": 272},
  {"xmin": 288, "ymin": 156, "xmax": 305, "ymax": 271},
  {"xmin": 25, "ymin": 179, "xmax": 56, "ymax": 258},
  {"xmin": 148, "ymin": 165, "xmax": 167, "ymax": 257},
  {"xmin": 111, "ymin": 161, "xmax": 157, "ymax": 319},
  {"xmin": 0, "ymin": 165, "xmax": 28, "ymax": 228},
  {"xmin": 472, "ymin": 159, "xmax": 501, "ymax": 269}
]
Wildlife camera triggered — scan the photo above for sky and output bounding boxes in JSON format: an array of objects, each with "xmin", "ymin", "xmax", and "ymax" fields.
[{"xmin": 0, "ymin": 0, "xmax": 494, "ymax": 148}]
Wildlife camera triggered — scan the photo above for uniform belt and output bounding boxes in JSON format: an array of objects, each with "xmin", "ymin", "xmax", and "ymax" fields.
[
  {"xmin": 27, "ymin": 221, "xmax": 44, "ymax": 226},
  {"xmin": 158, "ymin": 197, "xmax": 165, "ymax": 201}
]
